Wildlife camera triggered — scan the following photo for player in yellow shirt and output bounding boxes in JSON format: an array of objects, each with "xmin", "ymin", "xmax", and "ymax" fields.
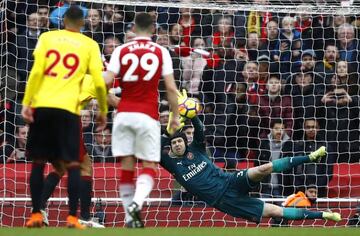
[
  {"xmin": 22, "ymin": 6, "xmax": 108, "ymax": 229},
  {"xmin": 39, "ymin": 75, "xmax": 120, "ymax": 228}
]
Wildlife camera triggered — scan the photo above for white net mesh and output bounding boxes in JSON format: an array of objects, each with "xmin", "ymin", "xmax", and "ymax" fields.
[{"xmin": 1, "ymin": 0, "xmax": 360, "ymax": 228}]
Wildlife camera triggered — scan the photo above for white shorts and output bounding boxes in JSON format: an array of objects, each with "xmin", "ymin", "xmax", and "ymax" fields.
[{"xmin": 112, "ymin": 112, "xmax": 161, "ymax": 162}]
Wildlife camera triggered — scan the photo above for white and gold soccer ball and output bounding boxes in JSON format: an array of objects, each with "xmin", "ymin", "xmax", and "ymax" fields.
[{"xmin": 178, "ymin": 98, "xmax": 200, "ymax": 119}]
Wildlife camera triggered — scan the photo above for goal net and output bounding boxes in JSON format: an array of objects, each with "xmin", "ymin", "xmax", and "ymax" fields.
[{"xmin": 1, "ymin": 0, "xmax": 360, "ymax": 227}]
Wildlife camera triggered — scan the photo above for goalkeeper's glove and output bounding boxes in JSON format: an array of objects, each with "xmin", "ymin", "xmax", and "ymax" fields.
[
  {"xmin": 166, "ymin": 112, "xmax": 186, "ymax": 136},
  {"xmin": 177, "ymin": 89, "xmax": 188, "ymax": 106}
]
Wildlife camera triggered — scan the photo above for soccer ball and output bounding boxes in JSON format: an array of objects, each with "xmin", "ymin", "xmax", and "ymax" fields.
[{"xmin": 178, "ymin": 98, "xmax": 200, "ymax": 119}]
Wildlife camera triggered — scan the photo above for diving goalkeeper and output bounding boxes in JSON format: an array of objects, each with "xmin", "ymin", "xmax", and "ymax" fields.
[{"xmin": 160, "ymin": 92, "xmax": 341, "ymax": 224}]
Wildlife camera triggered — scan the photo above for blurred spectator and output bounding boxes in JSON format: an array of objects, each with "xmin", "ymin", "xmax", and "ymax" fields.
[
  {"xmin": 178, "ymin": 6, "xmax": 201, "ymax": 47},
  {"xmin": 241, "ymin": 61, "xmax": 266, "ymax": 105},
  {"xmin": 234, "ymin": 0, "xmax": 272, "ymax": 47},
  {"xmin": 209, "ymin": 16, "xmax": 235, "ymax": 48},
  {"xmin": 102, "ymin": 36, "xmax": 121, "ymax": 65},
  {"xmin": 181, "ymin": 37, "xmax": 207, "ymax": 96},
  {"xmin": 88, "ymin": 127, "xmax": 114, "ymax": 163},
  {"xmin": 286, "ymin": 72, "xmax": 325, "ymax": 140},
  {"xmin": 255, "ymin": 74, "xmax": 293, "ymax": 138},
  {"xmin": 81, "ymin": 110, "xmax": 93, "ymax": 147},
  {"xmin": 282, "ymin": 185, "xmax": 318, "ymax": 208},
  {"xmin": 336, "ymin": 23, "xmax": 360, "ymax": 72},
  {"xmin": 159, "ymin": 109, "xmax": 170, "ymax": 135},
  {"xmin": 259, "ymin": 20, "xmax": 279, "ymax": 61},
  {"xmin": 273, "ymin": 16, "xmax": 301, "ymax": 75},
  {"xmin": 297, "ymin": 49, "xmax": 325, "ymax": 84},
  {"xmin": 6, "ymin": 125, "xmax": 28, "ymax": 163},
  {"xmin": 84, "ymin": 9, "xmax": 105, "ymax": 48},
  {"xmin": 321, "ymin": 84, "xmax": 360, "ymax": 163},
  {"xmin": 294, "ymin": 8, "xmax": 324, "ymax": 56},
  {"xmin": 315, "ymin": 44, "xmax": 339, "ymax": 82},
  {"xmin": 290, "ymin": 118, "xmax": 336, "ymax": 197},
  {"xmin": 255, "ymin": 119, "xmax": 292, "ymax": 197},
  {"xmin": 37, "ymin": 5, "xmax": 53, "ymax": 29},
  {"xmin": 330, "ymin": 60, "xmax": 359, "ymax": 96},
  {"xmin": 49, "ymin": 0, "xmax": 88, "ymax": 28},
  {"xmin": 258, "ymin": 54, "xmax": 272, "ymax": 86},
  {"xmin": 156, "ymin": 31, "xmax": 182, "ymax": 98},
  {"xmin": 102, "ymin": 4, "xmax": 124, "ymax": 40},
  {"xmin": 246, "ymin": 32, "xmax": 260, "ymax": 61},
  {"xmin": 183, "ymin": 125, "xmax": 195, "ymax": 144},
  {"xmin": 169, "ymin": 23, "xmax": 184, "ymax": 46}
]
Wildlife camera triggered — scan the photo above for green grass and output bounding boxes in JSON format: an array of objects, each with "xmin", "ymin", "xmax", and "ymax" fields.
[{"xmin": 0, "ymin": 227, "xmax": 358, "ymax": 236}]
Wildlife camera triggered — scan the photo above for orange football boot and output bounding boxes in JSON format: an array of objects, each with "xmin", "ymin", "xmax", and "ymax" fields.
[
  {"xmin": 26, "ymin": 212, "xmax": 43, "ymax": 228},
  {"xmin": 66, "ymin": 215, "xmax": 86, "ymax": 229}
]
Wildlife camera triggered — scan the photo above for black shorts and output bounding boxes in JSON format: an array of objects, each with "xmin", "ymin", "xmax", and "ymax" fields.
[{"xmin": 26, "ymin": 108, "xmax": 80, "ymax": 162}]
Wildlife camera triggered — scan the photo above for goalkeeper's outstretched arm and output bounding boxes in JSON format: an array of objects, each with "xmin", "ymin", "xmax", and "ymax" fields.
[{"xmin": 190, "ymin": 116, "xmax": 205, "ymax": 149}]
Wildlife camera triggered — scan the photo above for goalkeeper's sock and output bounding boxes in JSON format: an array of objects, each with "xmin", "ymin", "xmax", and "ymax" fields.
[
  {"xmin": 283, "ymin": 208, "xmax": 322, "ymax": 220},
  {"xmin": 272, "ymin": 156, "xmax": 310, "ymax": 173},
  {"xmin": 132, "ymin": 168, "xmax": 156, "ymax": 210},
  {"xmin": 67, "ymin": 166, "xmax": 81, "ymax": 216},
  {"xmin": 80, "ymin": 176, "xmax": 92, "ymax": 220},
  {"xmin": 40, "ymin": 172, "xmax": 61, "ymax": 210},
  {"xmin": 119, "ymin": 170, "xmax": 135, "ymax": 223},
  {"xmin": 30, "ymin": 163, "xmax": 45, "ymax": 213}
]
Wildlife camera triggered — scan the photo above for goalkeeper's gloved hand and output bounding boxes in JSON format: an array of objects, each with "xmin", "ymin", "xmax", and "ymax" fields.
[
  {"xmin": 166, "ymin": 112, "xmax": 186, "ymax": 136},
  {"xmin": 177, "ymin": 89, "xmax": 188, "ymax": 106}
]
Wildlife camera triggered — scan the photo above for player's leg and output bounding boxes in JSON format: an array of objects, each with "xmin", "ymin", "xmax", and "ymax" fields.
[
  {"xmin": 78, "ymin": 153, "xmax": 105, "ymax": 228},
  {"xmin": 25, "ymin": 108, "xmax": 54, "ymax": 227},
  {"xmin": 248, "ymin": 146, "xmax": 327, "ymax": 182},
  {"xmin": 131, "ymin": 160, "xmax": 157, "ymax": 209},
  {"xmin": 262, "ymin": 203, "xmax": 341, "ymax": 222},
  {"xmin": 127, "ymin": 114, "xmax": 160, "ymax": 228},
  {"xmin": 40, "ymin": 159, "xmax": 66, "ymax": 226},
  {"xmin": 26, "ymin": 159, "xmax": 47, "ymax": 227},
  {"xmin": 119, "ymin": 155, "xmax": 137, "ymax": 227},
  {"xmin": 112, "ymin": 113, "xmax": 137, "ymax": 227},
  {"xmin": 64, "ymin": 160, "xmax": 84, "ymax": 229},
  {"xmin": 60, "ymin": 110, "xmax": 84, "ymax": 229}
]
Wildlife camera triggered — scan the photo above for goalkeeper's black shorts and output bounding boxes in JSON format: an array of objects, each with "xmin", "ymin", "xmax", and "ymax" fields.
[
  {"xmin": 26, "ymin": 108, "xmax": 80, "ymax": 162},
  {"xmin": 213, "ymin": 170, "xmax": 264, "ymax": 223}
]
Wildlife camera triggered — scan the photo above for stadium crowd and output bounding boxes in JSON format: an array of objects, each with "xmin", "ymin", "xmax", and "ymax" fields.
[{"xmin": 1, "ymin": 0, "xmax": 360, "ymax": 198}]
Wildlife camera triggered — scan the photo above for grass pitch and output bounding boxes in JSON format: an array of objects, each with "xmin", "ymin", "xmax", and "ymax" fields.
[{"xmin": 0, "ymin": 227, "xmax": 357, "ymax": 236}]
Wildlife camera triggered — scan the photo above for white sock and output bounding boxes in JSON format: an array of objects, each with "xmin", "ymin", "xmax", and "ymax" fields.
[
  {"xmin": 119, "ymin": 184, "xmax": 135, "ymax": 223},
  {"xmin": 132, "ymin": 174, "xmax": 154, "ymax": 210}
]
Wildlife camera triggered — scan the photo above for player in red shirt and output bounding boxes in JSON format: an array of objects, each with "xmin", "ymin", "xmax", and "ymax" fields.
[{"xmin": 104, "ymin": 13, "xmax": 179, "ymax": 228}]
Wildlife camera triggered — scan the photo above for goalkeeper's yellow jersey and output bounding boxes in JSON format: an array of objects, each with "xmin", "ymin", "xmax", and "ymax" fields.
[{"xmin": 22, "ymin": 29, "xmax": 108, "ymax": 115}]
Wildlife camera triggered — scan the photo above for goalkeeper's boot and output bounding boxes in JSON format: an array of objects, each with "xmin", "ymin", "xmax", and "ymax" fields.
[
  {"xmin": 323, "ymin": 212, "xmax": 342, "ymax": 222},
  {"xmin": 26, "ymin": 212, "xmax": 43, "ymax": 228},
  {"xmin": 40, "ymin": 209, "xmax": 49, "ymax": 226},
  {"xmin": 127, "ymin": 202, "xmax": 144, "ymax": 228},
  {"xmin": 66, "ymin": 215, "xmax": 86, "ymax": 229},
  {"xmin": 309, "ymin": 146, "xmax": 327, "ymax": 163},
  {"xmin": 78, "ymin": 218, "xmax": 105, "ymax": 228}
]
